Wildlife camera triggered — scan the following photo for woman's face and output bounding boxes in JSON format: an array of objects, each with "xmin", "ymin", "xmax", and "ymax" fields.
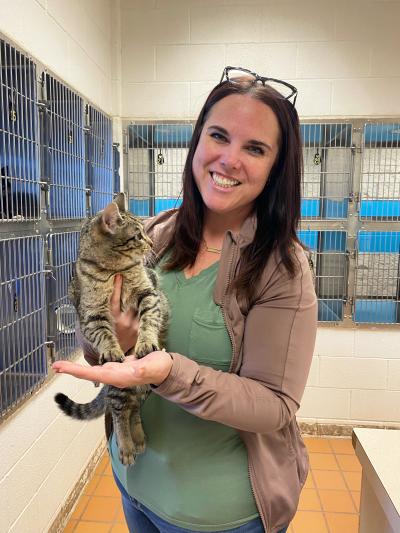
[{"xmin": 192, "ymin": 94, "xmax": 280, "ymax": 223}]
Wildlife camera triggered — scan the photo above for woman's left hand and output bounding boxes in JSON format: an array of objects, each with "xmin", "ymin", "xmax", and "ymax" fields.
[{"xmin": 52, "ymin": 350, "xmax": 173, "ymax": 388}]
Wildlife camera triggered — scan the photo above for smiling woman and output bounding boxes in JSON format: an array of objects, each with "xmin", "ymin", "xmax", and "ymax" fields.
[
  {"xmin": 54, "ymin": 68, "xmax": 317, "ymax": 533},
  {"xmin": 192, "ymin": 94, "xmax": 280, "ymax": 232}
]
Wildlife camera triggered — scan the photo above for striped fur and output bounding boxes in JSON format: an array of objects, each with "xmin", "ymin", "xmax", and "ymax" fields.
[{"xmin": 55, "ymin": 193, "xmax": 169, "ymax": 465}]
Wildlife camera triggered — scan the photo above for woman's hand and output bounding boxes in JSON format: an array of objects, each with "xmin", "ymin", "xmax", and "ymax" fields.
[
  {"xmin": 111, "ymin": 274, "xmax": 139, "ymax": 354},
  {"xmin": 52, "ymin": 350, "xmax": 173, "ymax": 388}
]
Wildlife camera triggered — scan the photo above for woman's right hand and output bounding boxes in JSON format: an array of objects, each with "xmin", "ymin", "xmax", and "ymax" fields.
[{"xmin": 110, "ymin": 274, "xmax": 139, "ymax": 354}]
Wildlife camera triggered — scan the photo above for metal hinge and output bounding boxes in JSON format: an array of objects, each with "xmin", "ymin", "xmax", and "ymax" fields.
[
  {"xmin": 45, "ymin": 341, "xmax": 55, "ymax": 363},
  {"xmin": 349, "ymin": 191, "xmax": 360, "ymax": 204},
  {"xmin": 351, "ymin": 143, "xmax": 362, "ymax": 154},
  {"xmin": 44, "ymin": 268, "xmax": 56, "ymax": 281}
]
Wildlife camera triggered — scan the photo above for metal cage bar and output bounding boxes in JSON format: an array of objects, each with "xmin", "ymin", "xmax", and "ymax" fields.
[
  {"xmin": 354, "ymin": 231, "xmax": 400, "ymax": 323},
  {"xmin": 127, "ymin": 123, "xmax": 193, "ymax": 216},
  {"xmin": 360, "ymin": 122, "xmax": 400, "ymax": 221},
  {"xmin": 301, "ymin": 123, "xmax": 353, "ymax": 220},
  {"xmin": 86, "ymin": 105, "xmax": 113, "ymax": 215},
  {"xmin": 47, "ymin": 231, "xmax": 80, "ymax": 360},
  {"xmin": 298, "ymin": 230, "xmax": 348, "ymax": 322},
  {"xmin": 0, "ymin": 236, "xmax": 47, "ymax": 416},
  {"xmin": 41, "ymin": 73, "xmax": 86, "ymax": 220},
  {"xmin": 0, "ymin": 38, "xmax": 40, "ymax": 222}
]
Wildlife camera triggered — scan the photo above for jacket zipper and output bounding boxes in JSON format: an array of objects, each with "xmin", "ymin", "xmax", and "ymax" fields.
[{"xmin": 221, "ymin": 240, "xmax": 269, "ymax": 532}]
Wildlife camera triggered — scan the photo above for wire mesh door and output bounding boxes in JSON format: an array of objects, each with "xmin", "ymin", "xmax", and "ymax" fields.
[
  {"xmin": 354, "ymin": 232, "xmax": 400, "ymax": 323},
  {"xmin": 360, "ymin": 122, "xmax": 400, "ymax": 220},
  {"xmin": 0, "ymin": 236, "xmax": 47, "ymax": 415},
  {"xmin": 41, "ymin": 73, "xmax": 86, "ymax": 220},
  {"xmin": 0, "ymin": 38, "xmax": 40, "ymax": 222},
  {"xmin": 86, "ymin": 105, "xmax": 113, "ymax": 215},
  {"xmin": 301, "ymin": 123, "xmax": 353, "ymax": 220},
  {"xmin": 47, "ymin": 231, "xmax": 80, "ymax": 360},
  {"xmin": 128, "ymin": 123, "xmax": 193, "ymax": 216}
]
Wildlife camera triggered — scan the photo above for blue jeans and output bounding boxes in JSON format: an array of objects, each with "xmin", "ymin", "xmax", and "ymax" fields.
[{"xmin": 113, "ymin": 472, "xmax": 288, "ymax": 533}]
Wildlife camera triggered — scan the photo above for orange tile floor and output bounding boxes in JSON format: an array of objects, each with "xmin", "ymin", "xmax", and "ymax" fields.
[{"xmin": 63, "ymin": 437, "xmax": 361, "ymax": 533}]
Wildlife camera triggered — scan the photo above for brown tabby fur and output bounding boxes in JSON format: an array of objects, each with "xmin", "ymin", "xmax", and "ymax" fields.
[{"xmin": 55, "ymin": 193, "xmax": 169, "ymax": 465}]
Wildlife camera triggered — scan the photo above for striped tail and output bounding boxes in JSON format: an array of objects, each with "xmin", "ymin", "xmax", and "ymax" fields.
[{"xmin": 54, "ymin": 387, "xmax": 107, "ymax": 420}]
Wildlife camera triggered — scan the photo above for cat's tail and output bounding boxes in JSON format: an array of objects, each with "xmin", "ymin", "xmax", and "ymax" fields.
[{"xmin": 54, "ymin": 387, "xmax": 107, "ymax": 420}]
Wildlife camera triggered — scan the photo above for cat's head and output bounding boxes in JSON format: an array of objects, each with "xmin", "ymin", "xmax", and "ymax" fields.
[{"xmin": 80, "ymin": 193, "xmax": 152, "ymax": 260}]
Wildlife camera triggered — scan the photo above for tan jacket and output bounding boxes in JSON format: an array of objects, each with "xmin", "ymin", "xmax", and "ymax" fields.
[{"xmin": 84, "ymin": 209, "xmax": 317, "ymax": 533}]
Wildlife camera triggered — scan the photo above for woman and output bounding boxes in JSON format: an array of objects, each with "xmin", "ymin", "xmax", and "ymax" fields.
[{"xmin": 53, "ymin": 67, "xmax": 317, "ymax": 533}]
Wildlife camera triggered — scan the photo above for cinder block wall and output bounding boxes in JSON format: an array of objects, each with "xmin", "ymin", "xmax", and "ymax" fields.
[{"xmin": 119, "ymin": 0, "xmax": 400, "ymax": 118}]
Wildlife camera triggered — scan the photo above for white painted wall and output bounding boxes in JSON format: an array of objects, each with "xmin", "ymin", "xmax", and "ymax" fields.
[
  {"xmin": 0, "ymin": 358, "xmax": 104, "ymax": 532},
  {"xmin": 0, "ymin": 0, "xmax": 114, "ymax": 114},
  {"xmin": 298, "ymin": 328, "xmax": 400, "ymax": 426},
  {"xmin": 120, "ymin": 0, "xmax": 400, "ymax": 119}
]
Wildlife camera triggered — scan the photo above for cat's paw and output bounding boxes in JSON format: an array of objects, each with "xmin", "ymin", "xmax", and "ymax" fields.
[
  {"xmin": 135, "ymin": 341, "xmax": 159, "ymax": 359},
  {"xmin": 119, "ymin": 445, "xmax": 135, "ymax": 466},
  {"xmin": 99, "ymin": 349, "xmax": 125, "ymax": 364},
  {"xmin": 134, "ymin": 440, "xmax": 146, "ymax": 455}
]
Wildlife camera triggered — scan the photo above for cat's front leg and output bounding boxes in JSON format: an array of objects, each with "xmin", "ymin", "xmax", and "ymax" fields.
[
  {"xmin": 81, "ymin": 312, "xmax": 125, "ymax": 364},
  {"xmin": 135, "ymin": 290, "xmax": 162, "ymax": 358}
]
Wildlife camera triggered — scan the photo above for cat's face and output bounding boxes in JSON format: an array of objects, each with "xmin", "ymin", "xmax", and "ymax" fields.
[{"xmin": 80, "ymin": 195, "xmax": 151, "ymax": 259}]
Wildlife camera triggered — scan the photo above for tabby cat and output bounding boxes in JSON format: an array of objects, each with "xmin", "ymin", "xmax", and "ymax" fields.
[{"xmin": 55, "ymin": 192, "xmax": 169, "ymax": 465}]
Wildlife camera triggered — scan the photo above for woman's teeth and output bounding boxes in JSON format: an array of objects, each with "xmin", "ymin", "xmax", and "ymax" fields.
[{"xmin": 211, "ymin": 172, "xmax": 240, "ymax": 188}]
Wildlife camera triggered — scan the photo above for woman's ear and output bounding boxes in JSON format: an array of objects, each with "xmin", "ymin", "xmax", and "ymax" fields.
[{"xmin": 101, "ymin": 201, "xmax": 121, "ymax": 234}]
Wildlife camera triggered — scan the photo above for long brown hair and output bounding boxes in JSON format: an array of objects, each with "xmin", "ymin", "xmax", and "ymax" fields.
[{"xmin": 163, "ymin": 79, "xmax": 303, "ymax": 303}]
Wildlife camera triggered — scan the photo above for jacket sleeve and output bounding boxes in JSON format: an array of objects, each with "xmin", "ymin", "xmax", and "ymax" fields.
[{"xmin": 153, "ymin": 249, "xmax": 317, "ymax": 434}]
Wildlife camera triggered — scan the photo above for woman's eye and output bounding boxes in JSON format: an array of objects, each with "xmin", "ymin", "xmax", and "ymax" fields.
[
  {"xmin": 247, "ymin": 145, "xmax": 264, "ymax": 156},
  {"xmin": 210, "ymin": 132, "xmax": 227, "ymax": 142}
]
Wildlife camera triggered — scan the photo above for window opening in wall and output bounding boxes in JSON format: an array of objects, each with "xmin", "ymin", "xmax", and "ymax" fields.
[{"xmin": 0, "ymin": 39, "xmax": 40, "ymax": 222}]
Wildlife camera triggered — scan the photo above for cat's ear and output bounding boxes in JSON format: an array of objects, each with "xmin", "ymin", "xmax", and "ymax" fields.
[
  {"xmin": 113, "ymin": 192, "xmax": 126, "ymax": 212},
  {"xmin": 101, "ymin": 202, "xmax": 121, "ymax": 234}
]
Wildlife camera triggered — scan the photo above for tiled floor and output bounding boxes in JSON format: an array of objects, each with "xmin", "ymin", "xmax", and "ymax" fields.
[{"xmin": 63, "ymin": 437, "xmax": 361, "ymax": 533}]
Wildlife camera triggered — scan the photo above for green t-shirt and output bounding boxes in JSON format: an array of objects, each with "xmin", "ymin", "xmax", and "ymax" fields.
[{"xmin": 110, "ymin": 260, "xmax": 258, "ymax": 531}]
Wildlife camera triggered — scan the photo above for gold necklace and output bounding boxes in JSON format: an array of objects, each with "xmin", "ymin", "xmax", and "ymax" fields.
[{"xmin": 203, "ymin": 240, "xmax": 222, "ymax": 254}]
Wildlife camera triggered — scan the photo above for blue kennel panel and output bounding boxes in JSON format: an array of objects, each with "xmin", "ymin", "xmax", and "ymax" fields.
[
  {"xmin": 47, "ymin": 231, "xmax": 80, "ymax": 360},
  {"xmin": 42, "ymin": 74, "xmax": 86, "ymax": 219},
  {"xmin": 354, "ymin": 231, "xmax": 400, "ymax": 324},
  {"xmin": 360, "ymin": 123, "xmax": 400, "ymax": 221},
  {"xmin": 298, "ymin": 230, "xmax": 347, "ymax": 322},
  {"xmin": 86, "ymin": 105, "xmax": 113, "ymax": 215},
  {"xmin": 0, "ymin": 236, "xmax": 47, "ymax": 415},
  {"xmin": 301, "ymin": 123, "xmax": 352, "ymax": 221},
  {"xmin": 354, "ymin": 300, "xmax": 397, "ymax": 324},
  {"xmin": 0, "ymin": 39, "xmax": 40, "ymax": 222}
]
